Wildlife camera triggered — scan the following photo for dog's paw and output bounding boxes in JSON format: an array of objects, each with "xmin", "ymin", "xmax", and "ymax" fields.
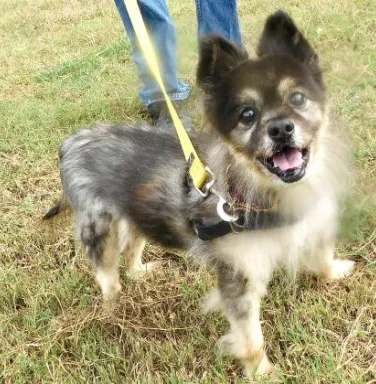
[
  {"xmin": 127, "ymin": 260, "xmax": 163, "ymax": 278},
  {"xmin": 256, "ymin": 352, "xmax": 274, "ymax": 375},
  {"xmin": 219, "ymin": 333, "xmax": 274, "ymax": 377},
  {"xmin": 243, "ymin": 352, "xmax": 274, "ymax": 377},
  {"xmin": 202, "ymin": 289, "xmax": 222, "ymax": 313},
  {"xmin": 328, "ymin": 259, "xmax": 355, "ymax": 280},
  {"xmin": 96, "ymin": 271, "xmax": 121, "ymax": 302},
  {"xmin": 102, "ymin": 287, "xmax": 121, "ymax": 311},
  {"xmin": 101, "ymin": 283, "xmax": 121, "ymax": 308}
]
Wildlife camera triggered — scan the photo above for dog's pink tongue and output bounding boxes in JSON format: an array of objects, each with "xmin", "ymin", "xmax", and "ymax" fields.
[{"xmin": 273, "ymin": 148, "xmax": 303, "ymax": 171}]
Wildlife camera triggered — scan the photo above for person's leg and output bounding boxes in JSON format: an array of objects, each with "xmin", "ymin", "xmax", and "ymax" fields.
[
  {"xmin": 195, "ymin": 0, "xmax": 243, "ymax": 47},
  {"xmin": 114, "ymin": 0, "xmax": 190, "ymax": 108}
]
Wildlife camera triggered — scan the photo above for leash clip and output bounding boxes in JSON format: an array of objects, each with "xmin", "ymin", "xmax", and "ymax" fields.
[
  {"xmin": 194, "ymin": 167, "xmax": 239, "ymax": 223},
  {"xmin": 214, "ymin": 193, "xmax": 239, "ymax": 223},
  {"xmin": 193, "ymin": 166, "xmax": 215, "ymax": 198}
]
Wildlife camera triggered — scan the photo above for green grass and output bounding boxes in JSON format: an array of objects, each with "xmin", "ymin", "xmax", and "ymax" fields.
[{"xmin": 1, "ymin": 0, "xmax": 375, "ymax": 383}]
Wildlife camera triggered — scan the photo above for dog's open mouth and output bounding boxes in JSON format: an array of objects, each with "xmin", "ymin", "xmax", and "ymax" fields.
[{"xmin": 258, "ymin": 147, "xmax": 309, "ymax": 183}]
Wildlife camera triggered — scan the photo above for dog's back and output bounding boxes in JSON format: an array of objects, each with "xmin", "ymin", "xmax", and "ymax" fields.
[{"xmin": 58, "ymin": 123, "xmax": 198, "ymax": 249}]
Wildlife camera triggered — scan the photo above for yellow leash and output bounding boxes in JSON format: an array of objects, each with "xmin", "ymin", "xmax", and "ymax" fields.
[{"xmin": 124, "ymin": 0, "xmax": 208, "ymax": 191}]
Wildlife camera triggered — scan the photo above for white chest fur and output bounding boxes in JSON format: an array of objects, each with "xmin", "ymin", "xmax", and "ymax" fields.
[{"xmin": 212, "ymin": 196, "xmax": 338, "ymax": 294}]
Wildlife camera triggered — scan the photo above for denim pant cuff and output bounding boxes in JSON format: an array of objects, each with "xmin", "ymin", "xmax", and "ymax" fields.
[{"xmin": 140, "ymin": 82, "xmax": 191, "ymax": 107}]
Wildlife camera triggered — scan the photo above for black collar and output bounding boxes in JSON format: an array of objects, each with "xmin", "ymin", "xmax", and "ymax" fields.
[
  {"xmin": 193, "ymin": 209, "xmax": 293, "ymax": 241},
  {"xmin": 188, "ymin": 168, "xmax": 297, "ymax": 241}
]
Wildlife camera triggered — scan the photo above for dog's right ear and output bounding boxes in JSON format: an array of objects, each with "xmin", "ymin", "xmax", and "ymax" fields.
[{"xmin": 197, "ymin": 35, "xmax": 248, "ymax": 93}]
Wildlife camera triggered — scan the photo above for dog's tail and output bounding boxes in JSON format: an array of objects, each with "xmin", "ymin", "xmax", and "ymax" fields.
[{"xmin": 43, "ymin": 194, "xmax": 69, "ymax": 220}]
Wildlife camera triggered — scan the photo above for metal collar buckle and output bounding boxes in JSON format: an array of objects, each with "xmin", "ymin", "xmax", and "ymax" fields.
[{"xmin": 194, "ymin": 167, "xmax": 239, "ymax": 223}]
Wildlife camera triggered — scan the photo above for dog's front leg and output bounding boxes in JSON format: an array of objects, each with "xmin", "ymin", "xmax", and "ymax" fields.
[
  {"xmin": 303, "ymin": 239, "xmax": 355, "ymax": 280},
  {"xmin": 216, "ymin": 263, "xmax": 273, "ymax": 377}
]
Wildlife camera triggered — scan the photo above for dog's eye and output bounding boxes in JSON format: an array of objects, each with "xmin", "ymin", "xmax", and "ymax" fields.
[
  {"xmin": 240, "ymin": 108, "xmax": 257, "ymax": 124},
  {"xmin": 289, "ymin": 92, "xmax": 306, "ymax": 107}
]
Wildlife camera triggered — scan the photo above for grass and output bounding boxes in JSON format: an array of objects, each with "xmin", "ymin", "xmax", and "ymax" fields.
[{"xmin": 1, "ymin": 0, "xmax": 375, "ymax": 382}]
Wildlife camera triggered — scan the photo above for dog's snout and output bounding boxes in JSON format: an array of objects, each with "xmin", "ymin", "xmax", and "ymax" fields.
[{"xmin": 267, "ymin": 119, "xmax": 294, "ymax": 140}]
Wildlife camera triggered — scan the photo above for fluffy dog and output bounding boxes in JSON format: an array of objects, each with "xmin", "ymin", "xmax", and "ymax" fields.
[{"xmin": 45, "ymin": 11, "xmax": 354, "ymax": 376}]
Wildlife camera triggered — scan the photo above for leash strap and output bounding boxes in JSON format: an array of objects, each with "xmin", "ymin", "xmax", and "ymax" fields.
[{"xmin": 124, "ymin": 0, "xmax": 208, "ymax": 191}]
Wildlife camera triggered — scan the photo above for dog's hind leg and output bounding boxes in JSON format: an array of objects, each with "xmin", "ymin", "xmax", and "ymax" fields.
[
  {"xmin": 79, "ymin": 213, "xmax": 126, "ymax": 300},
  {"xmin": 123, "ymin": 228, "xmax": 161, "ymax": 276},
  {"xmin": 216, "ymin": 263, "xmax": 273, "ymax": 377}
]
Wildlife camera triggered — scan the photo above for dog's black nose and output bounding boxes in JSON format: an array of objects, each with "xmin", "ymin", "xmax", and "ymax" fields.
[{"xmin": 268, "ymin": 119, "xmax": 294, "ymax": 141}]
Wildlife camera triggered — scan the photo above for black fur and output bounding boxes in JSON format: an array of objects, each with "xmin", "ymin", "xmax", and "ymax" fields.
[
  {"xmin": 197, "ymin": 34, "xmax": 248, "ymax": 93},
  {"xmin": 43, "ymin": 202, "xmax": 62, "ymax": 220},
  {"xmin": 79, "ymin": 212, "xmax": 112, "ymax": 265},
  {"xmin": 257, "ymin": 10, "xmax": 322, "ymax": 84}
]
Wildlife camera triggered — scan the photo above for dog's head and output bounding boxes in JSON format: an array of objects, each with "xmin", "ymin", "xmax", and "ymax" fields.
[{"xmin": 197, "ymin": 11, "xmax": 327, "ymax": 185}]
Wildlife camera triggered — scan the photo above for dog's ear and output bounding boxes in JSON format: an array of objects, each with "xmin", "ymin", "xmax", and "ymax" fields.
[
  {"xmin": 257, "ymin": 11, "xmax": 321, "ymax": 81},
  {"xmin": 197, "ymin": 35, "xmax": 248, "ymax": 92}
]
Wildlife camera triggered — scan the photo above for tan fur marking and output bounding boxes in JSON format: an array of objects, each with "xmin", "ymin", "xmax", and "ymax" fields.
[
  {"xmin": 123, "ymin": 231, "xmax": 162, "ymax": 276},
  {"xmin": 241, "ymin": 348, "xmax": 274, "ymax": 376},
  {"xmin": 95, "ymin": 226, "xmax": 121, "ymax": 300},
  {"xmin": 277, "ymin": 77, "xmax": 297, "ymax": 97},
  {"xmin": 239, "ymin": 88, "xmax": 261, "ymax": 104},
  {"xmin": 125, "ymin": 235, "xmax": 146, "ymax": 272},
  {"xmin": 134, "ymin": 180, "xmax": 161, "ymax": 204},
  {"xmin": 242, "ymin": 346, "xmax": 264, "ymax": 365}
]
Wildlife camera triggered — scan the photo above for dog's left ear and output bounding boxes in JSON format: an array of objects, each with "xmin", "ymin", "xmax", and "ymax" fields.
[
  {"xmin": 197, "ymin": 35, "xmax": 248, "ymax": 93},
  {"xmin": 257, "ymin": 11, "xmax": 322, "ymax": 82}
]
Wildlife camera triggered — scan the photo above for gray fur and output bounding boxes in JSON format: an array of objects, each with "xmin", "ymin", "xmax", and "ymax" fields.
[{"xmin": 217, "ymin": 263, "xmax": 249, "ymax": 319}]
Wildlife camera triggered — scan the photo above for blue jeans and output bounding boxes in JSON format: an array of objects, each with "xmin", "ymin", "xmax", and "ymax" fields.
[{"xmin": 114, "ymin": 0, "xmax": 242, "ymax": 107}]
